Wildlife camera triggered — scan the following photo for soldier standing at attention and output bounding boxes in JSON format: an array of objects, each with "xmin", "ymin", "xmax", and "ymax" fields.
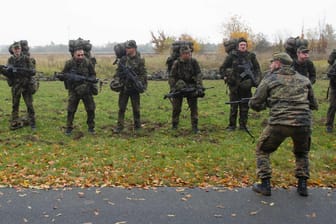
[
  {"xmin": 169, "ymin": 46, "xmax": 203, "ymax": 134},
  {"xmin": 62, "ymin": 48, "xmax": 97, "ymax": 135},
  {"xmin": 292, "ymin": 46, "xmax": 316, "ymax": 84},
  {"xmin": 249, "ymin": 52, "xmax": 318, "ymax": 197},
  {"xmin": 113, "ymin": 40, "xmax": 147, "ymax": 133},
  {"xmin": 1, "ymin": 42, "xmax": 36, "ymax": 130},
  {"xmin": 219, "ymin": 37, "xmax": 261, "ymax": 131}
]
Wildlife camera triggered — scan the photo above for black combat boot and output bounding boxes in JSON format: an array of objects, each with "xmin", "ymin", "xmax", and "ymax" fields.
[
  {"xmin": 252, "ymin": 178, "xmax": 271, "ymax": 196},
  {"xmin": 192, "ymin": 119, "xmax": 199, "ymax": 134},
  {"xmin": 297, "ymin": 177, "xmax": 308, "ymax": 197}
]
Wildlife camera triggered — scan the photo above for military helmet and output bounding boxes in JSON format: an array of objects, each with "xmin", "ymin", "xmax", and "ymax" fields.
[
  {"xmin": 175, "ymin": 79, "xmax": 187, "ymax": 91},
  {"xmin": 110, "ymin": 76, "xmax": 124, "ymax": 92}
]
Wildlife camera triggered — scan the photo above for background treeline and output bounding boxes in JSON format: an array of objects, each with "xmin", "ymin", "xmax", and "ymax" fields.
[{"xmin": 1, "ymin": 15, "xmax": 335, "ymax": 56}]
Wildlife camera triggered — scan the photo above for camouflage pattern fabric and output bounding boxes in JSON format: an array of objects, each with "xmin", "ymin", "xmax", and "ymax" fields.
[
  {"xmin": 255, "ymin": 125, "xmax": 311, "ymax": 179},
  {"xmin": 219, "ymin": 50, "xmax": 261, "ymax": 128},
  {"xmin": 62, "ymin": 57, "xmax": 96, "ymax": 130},
  {"xmin": 292, "ymin": 59, "xmax": 316, "ymax": 84},
  {"xmin": 326, "ymin": 87, "xmax": 336, "ymax": 128},
  {"xmin": 115, "ymin": 52, "xmax": 147, "ymax": 94},
  {"xmin": 326, "ymin": 61, "xmax": 336, "ymax": 128},
  {"xmin": 169, "ymin": 57, "xmax": 202, "ymax": 128},
  {"xmin": 249, "ymin": 65, "xmax": 318, "ymax": 180},
  {"xmin": 115, "ymin": 52, "xmax": 147, "ymax": 130},
  {"xmin": 7, "ymin": 54, "xmax": 36, "ymax": 127},
  {"xmin": 249, "ymin": 66, "xmax": 318, "ymax": 126}
]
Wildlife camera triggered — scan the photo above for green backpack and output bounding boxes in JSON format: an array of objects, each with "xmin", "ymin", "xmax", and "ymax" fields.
[
  {"xmin": 166, "ymin": 41, "xmax": 194, "ymax": 73},
  {"xmin": 69, "ymin": 37, "xmax": 96, "ymax": 67}
]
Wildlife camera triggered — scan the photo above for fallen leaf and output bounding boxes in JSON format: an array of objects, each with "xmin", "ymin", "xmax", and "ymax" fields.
[
  {"xmin": 250, "ymin": 209, "xmax": 261, "ymax": 216},
  {"xmin": 306, "ymin": 212, "xmax": 317, "ymax": 218}
]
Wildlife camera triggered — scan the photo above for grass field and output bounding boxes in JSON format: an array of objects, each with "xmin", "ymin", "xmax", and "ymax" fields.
[{"xmin": 0, "ymin": 78, "xmax": 335, "ymax": 189}]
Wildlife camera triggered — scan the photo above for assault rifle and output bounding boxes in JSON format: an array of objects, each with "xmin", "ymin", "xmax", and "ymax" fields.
[
  {"xmin": 54, "ymin": 72, "xmax": 99, "ymax": 83},
  {"xmin": 164, "ymin": 87, "xmax": 214, "ymax": 99},
  {"xmin": 118, "ymin": 62, "xmax": 146, "ymax": 93},
  {"xmin": 238, "ymin": 62, "xmax": 257, "ymax": 87},
  {"xmin": 225, "ymin": 97, "xmax": 251, "ymax": 104},
  {"xmin": 0, "ymin": 65, "xmax": 36, "ymax": 78}
]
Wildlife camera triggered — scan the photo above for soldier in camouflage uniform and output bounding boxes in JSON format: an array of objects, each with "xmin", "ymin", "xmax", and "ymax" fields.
[
  {"xmin": 249, "ymin": 52, "xmax": 318, "ymax": 197},
  {"xmin": 169, "ymin": 46, "xmax": 203, "ymax": 134},
  {"xmin": 326, "ymin": 54, "xmax": 336, "ymax": 133},
  {"xmin": 292, "ymin": 46, "xmax": 316, "ymax": 84},
  {"xmin": 219, "ymin": 37, "xmax": 261, "ymax": 131},
  {"xmin": 113, "ymin": 40, "xmax": 147, "ymax": 133},
  {"xmin": 3, "ymin": 42, "xmax": 36, "ymax": 130},
  {"xmin": 62, "ymin": 48, "xmax": 97, "ymax": 135}
]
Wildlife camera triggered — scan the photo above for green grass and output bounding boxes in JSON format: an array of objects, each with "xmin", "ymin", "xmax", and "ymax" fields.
[{"xmin": 0, "ymin": 78, "xmax": 335, "ymax": 189}]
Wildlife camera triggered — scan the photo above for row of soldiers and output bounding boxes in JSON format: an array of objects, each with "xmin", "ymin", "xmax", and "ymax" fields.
[{"xmin": 0, "ymin": 38, "xmax": 335, "ymax": 197}]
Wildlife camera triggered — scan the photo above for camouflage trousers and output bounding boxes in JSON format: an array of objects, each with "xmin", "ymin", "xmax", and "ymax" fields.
[
  {"xmin": 11, "ymin": 86, "xmax": 35, "ymax": 126},
  {"xmin": 171, "ymin": 96, "xmax": 198, "ymax": 128},
  {"xmin": 256, "ymin": 124, "xmax": 311, "ymax": 180},
  {"xmin": 67, "ymin": 91, "xmax": 96, "ymax": 129},
  {"xmin": 326, "ymin": 87, "xmax": 336, "ymax": 128},
  {"xmin": 228, "ymin": 84, "xmax": 252, "ymax": 128},
  {"xmin": 117, "ymin": 91, "xmax": 141, "ymax": 129}
]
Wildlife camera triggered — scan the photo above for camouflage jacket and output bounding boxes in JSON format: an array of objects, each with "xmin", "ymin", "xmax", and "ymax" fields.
[
  {"xmin": 62, "ymin": 57, "xmax": 96, "ymax": 90},
  {"xmin": 219, "ymin": 50, "xmax": 261, "ymax": 87},
  {"xmin": 327, "ymin": 61, "xmax": 336, "ymax": 88},
  {"xmin": 115, "ymin": 52, "xmax": 147, "ymax": 92},
  {"xmin": 292, "ymin": 59, "xmax": 316, "ymax": 84},
  {"xmin": 249, "ymin": 66, "xmax": 318, "ymax": 127},
  {"xmin": 7, "ymin": 54, "xmax": 35, "ymax": 87},
  {"xmin": 169, "ymin": 57, "xmax": 202, "ymax": 90}
]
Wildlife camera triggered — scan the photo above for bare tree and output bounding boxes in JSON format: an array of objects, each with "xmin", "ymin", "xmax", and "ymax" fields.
[{"xmin": 150, "ymin": 30, "xmax": 174, "ymax": 53}]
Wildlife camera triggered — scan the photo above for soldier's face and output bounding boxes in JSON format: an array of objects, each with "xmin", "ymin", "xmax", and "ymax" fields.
[
  {"xmin": 126, "ymin": 47, "xmax": 136, "ymax": 56},
  {"xmin": 74, "ymin": 50, "xmax": 85, "ymax": 61},
  {"xmin": 297, "ymin": 52, "xmax": 309, "ymax": 62},
  {"xmin": 13, "ymin": 47, "xmax": 21, "ymax": 57},
  {"xmin": 270, "ymin": 60, "xmax": 280, "ymax": 71},
  {"xmin": 238, "ymin": 42, "xmax": 247, "ymax": 52},
  {"xmin": 181, "ymin": 52, "xmax": 191, "ymax": 61}
]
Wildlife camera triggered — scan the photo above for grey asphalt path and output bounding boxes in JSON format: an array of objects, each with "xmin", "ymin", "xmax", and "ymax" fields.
[{"xmin": 0, "ymin": 187, "xmax": 335, "ymax": 224}]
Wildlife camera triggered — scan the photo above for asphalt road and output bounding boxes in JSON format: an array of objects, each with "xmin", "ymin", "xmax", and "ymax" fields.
[{"xmin": 0, "ymin": 187, "xmax": 335, "ymax": 224}]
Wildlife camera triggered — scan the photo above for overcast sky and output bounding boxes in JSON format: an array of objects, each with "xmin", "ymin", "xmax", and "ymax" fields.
[{"xmin": 1, "ymin": 0, "xmax": 335, "ymax": 46}]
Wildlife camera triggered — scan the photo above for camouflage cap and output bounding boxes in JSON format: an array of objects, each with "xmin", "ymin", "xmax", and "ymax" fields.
[
  {"xmin": 125, "ymin": 40, "xmax": 137, "ymax": 48},
  {"xmin": 238, "ymin": 37, "xmax": 247, "ymax": 43},
  {"xmin": 12, "ymin": 41, "xmax": 21, "ymax": 49},
  {"xmin": 297, "ymin": 45, "xmax": 310, "ymax": 53},
  {"xmin": 271, "ymin": 52, "xmax": 293, "ymax": 65},
  {"xmin": 180, "ymin": 45, "xmax": 191, "ymax": 54}
]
